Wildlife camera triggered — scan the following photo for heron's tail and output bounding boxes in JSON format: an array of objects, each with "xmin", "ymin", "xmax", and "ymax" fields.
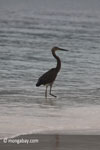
[
  {"xmin": 36, "ymin": 79, "xmax": 41, "ymax": 87},
  {"xmin": 36, "ymin": 82, "xmax": 40, "ymax": 87}
]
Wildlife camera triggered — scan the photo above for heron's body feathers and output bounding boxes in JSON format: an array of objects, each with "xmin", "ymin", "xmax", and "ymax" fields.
[{"xmin": 36, "ymin": 68, "xmax": 58, "ymax": 86}]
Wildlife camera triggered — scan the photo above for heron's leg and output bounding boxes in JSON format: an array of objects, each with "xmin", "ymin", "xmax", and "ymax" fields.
[
  {"xmin": 45, "ymin": 85, "xmax": 48, "ymax": 98},
  {"xmin": 49, "ymin": 84, "xmax": 57, "ymax": 97}
]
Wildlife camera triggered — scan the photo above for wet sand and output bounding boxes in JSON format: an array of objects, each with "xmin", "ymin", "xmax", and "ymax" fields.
[{"xmin": 0, "ymin": 134, "xmax": 100, "ymax": 150}]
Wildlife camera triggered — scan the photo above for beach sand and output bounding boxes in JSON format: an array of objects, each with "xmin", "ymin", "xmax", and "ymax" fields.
[{"xmin": 0, "ymin": 134, "xmax": 100, "ymax": 150}]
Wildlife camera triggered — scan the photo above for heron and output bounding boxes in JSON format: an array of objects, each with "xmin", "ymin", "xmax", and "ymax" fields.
[{"xmin": 36, "ymin": 46, "xmax": 68, "ymax": 98}]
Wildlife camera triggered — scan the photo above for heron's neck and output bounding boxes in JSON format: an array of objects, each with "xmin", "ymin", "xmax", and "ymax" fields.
[{"xmin": 52, "ymin": 51, "xmax": 61, "ymax": 72}]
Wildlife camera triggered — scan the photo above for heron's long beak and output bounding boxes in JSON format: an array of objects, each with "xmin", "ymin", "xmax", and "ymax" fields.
[{"xmin": 59, "ymin": 48, "xmax": 69, "ymax": 51}]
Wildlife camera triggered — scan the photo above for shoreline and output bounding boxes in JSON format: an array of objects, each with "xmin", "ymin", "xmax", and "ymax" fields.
[{"xmin": 0, "ymin": 134, "xmax": 100, "ymax": 150}]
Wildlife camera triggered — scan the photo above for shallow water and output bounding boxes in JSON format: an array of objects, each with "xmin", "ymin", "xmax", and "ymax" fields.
[{"xmin": 0, "ymin": 0, "xmax": 100, "ymax": 138}]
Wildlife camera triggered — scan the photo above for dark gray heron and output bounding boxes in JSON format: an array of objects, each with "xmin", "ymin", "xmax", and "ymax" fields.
[{"xmin": 36, "ymin": 47, "xmax": 68, "ymax": 97}]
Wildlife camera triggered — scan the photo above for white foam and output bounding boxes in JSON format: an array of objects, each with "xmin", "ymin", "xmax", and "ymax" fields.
[{"xmin": 0, "ymin": 105, "xmax": 100, "ymax": 139}]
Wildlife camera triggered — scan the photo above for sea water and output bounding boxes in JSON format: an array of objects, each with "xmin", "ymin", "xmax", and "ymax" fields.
[{"xmin": 0, "ymin": 0, "xmax": 100, "ymax": 138}]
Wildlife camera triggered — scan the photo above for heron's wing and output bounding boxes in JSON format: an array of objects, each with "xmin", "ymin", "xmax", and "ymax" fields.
[{"xmin": 36, "ymin": 68, "xmax": 57, "ymax": 86}]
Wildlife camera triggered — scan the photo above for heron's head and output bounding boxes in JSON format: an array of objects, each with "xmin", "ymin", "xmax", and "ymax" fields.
[{"xmin": 51, "ymin": 46, "xmax": 68, "ymax": 52}]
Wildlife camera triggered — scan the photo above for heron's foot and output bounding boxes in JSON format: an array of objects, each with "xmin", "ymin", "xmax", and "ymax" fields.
[{"xmin": 50, "ymin": 93, "xmax": 57, "ymax": 98}]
